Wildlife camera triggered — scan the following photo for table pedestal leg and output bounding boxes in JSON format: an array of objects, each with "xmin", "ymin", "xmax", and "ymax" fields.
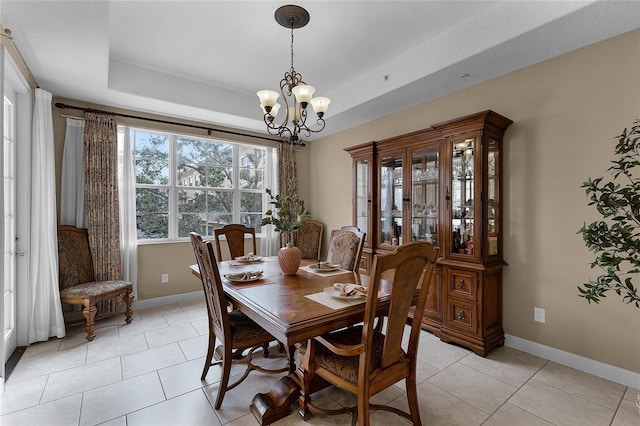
[{"xmin": 250, "ymin": 375, "xmax": 299, "ymax": 425}]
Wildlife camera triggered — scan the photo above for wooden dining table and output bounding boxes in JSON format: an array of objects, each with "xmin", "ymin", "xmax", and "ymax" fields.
[{"xmin": 190, "ymin": 256, "xmax": 393, "ymax": 425}]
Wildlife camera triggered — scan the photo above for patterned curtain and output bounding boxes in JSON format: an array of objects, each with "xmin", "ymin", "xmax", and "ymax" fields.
[
  {"xmin": 278, "ymin": 142, "xmax": 297, "ymax": 196},
  {"xmin": 83, "ymin": 112, "xmax": 122, "ymax": 283},
  {"xmin": 278, "ymin": 142, "xmax": 298, "ymax": 246}
]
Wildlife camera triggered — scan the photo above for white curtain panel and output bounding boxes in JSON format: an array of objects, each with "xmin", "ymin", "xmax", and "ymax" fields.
[
  {"xmin": 117, "ymin": 129, "xmax": 138, "ymax": 298},
  {"xmin": 260, "ymin": 146, "xmax": 279, "ymax": 256},
  {"xmin": 59, "ymin": 118, "xmax": 86, "ymax": 227},
  {"xmin": 28, "ymin": 88, "xmax": 65, "ymax": 343}
]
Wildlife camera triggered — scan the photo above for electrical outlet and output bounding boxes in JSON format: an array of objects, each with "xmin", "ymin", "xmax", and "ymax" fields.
[
  {"xmin": 534, "ymin": 307, "xmax": 545, "ymax": 323},
  {"xmin": 161, "ymin": 273, "xmax": 169, "ymax": 283}
]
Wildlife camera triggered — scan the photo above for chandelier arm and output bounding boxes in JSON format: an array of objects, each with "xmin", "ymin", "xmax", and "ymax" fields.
[
  {"xmin": 263, "ymin": 114, "xmax": 292, "ymax": 137},
  {"xmin": 298, "ymin": 117, "xmax": 326, "ymax": 136}
]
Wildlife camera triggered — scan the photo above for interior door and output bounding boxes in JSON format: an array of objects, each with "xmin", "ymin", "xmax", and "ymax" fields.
[{"xmin": 3, "ymin": 89, "xmax": 17, "ymax": 365}]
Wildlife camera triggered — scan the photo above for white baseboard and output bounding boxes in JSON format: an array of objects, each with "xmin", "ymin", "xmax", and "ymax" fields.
[
  {"xmin": 505, "ymin": 334, "xmax": 640, "ymax": 389},
  {"xmin": 134, "ymin": 291, "xmax": 203, "ymax": 310}
]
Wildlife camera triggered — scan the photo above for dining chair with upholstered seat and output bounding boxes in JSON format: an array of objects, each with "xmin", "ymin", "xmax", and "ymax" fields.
[
  {"xmin": 295, "ymin": 219, "xmax": 324, "ymax": 260},
  {"xmin": 190, "ymin": 232, "xmax": 288, "ymax": 409},
  {"xmin": 297, "ymin": 240, "xmax": 439, "ymax": 425},
  {"xmin": 326, "ymin": 226, "xmax": 366, "ymax": 272},
  {"xmin": 57, "ymin": 225, "xmax": 134, "ymax": 341},
  {"xmin": 214, "ymin": 224, "xmax": 257, "ymax": 260}
]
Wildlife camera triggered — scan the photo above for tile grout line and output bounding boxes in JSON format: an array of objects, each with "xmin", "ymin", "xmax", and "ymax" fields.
[{"xmin": 480, "ymin": 359, "xmax": 557, "ymax": 425}]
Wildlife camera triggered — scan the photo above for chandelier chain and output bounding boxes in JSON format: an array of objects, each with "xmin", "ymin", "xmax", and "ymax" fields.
[{"xmin": 290, "ymin": 25, "xmax": 295, "ymax": 73}]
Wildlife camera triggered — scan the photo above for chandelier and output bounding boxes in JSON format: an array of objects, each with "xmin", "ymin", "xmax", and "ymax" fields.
[{"xmin": 257, "ymin": 5, "xmax": 330, "ymax": 146}]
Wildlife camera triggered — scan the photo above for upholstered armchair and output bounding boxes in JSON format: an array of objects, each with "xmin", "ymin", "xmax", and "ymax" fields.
[
  {"xmin": 298, "ymin": 241, "xmax": 440, "ymax": 425},
  {"xmin": 57, "ymin": 226, "xmax": 133, "ymax": 341}
]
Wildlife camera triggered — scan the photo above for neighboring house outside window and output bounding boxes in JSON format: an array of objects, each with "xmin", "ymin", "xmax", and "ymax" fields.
[{"xmin": 119, "ymin": 126, "xmax": 269, "ymax": 241}]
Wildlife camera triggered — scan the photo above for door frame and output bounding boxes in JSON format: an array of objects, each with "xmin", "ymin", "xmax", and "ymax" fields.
[{"xmin": 0, "ymin": 47, "xmax": 32, "ymax": 394}]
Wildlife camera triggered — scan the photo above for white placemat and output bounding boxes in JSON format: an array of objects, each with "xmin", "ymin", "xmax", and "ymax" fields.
[
  {"xmin": 305, "ymin": 291, "xmax": 366, "ymax": 310},
  {"xmin": 300, "ymin": 265, "xmax": 350, "ymax": 277}
]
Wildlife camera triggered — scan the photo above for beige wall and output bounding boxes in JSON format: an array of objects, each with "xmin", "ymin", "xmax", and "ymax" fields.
[
  {"xmin": 307, "ymin": 29, "xmax": 640, "ymax": 373},
  {"xmin": 51, "ymin": 29, "xmax": 639, "ymax": 373}
]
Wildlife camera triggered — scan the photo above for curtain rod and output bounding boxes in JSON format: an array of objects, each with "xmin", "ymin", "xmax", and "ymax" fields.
[{"xmin": 54, "ymin": 102, "xmax": 283, "ymax": 144}]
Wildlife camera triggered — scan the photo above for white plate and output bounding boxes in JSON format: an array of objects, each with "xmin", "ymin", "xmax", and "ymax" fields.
[
  {"xmin": 309, "ymin": 263, "xmax": 341, "ymax": 272},
  {"xmin": 323, "ymin": 286, "xmax": 365, "ymax": 299},
  {"xmin": 224, "ymin": 272, "xmax": 263, "ymax": 283},
  {"xmin": 235, "ymin": 256, "xmax": 263, "ymax": 263}
]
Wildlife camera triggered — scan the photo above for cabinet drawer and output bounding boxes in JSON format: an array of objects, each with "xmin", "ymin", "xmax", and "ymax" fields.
[
  {"xmin": 449, "ymin": 270, "xmax": 477, "ymax": 300},
  {"xmin": 446, "ymin": 298, "xmax": 477, "ymax": 333}
]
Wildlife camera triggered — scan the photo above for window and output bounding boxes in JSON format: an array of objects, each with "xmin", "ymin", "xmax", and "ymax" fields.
[{"xmin": 119, "ymin": 126, "xmax": 272, "ymax": 241}]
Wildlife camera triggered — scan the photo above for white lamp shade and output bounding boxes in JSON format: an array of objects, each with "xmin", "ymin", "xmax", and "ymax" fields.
[
  {"xmin": 292, "ymin": 85, "xmax": 315, "ymax": 103},
  {"xmin": 257, "ymin": 90, "xmax": 279, "ymax": 107},
  {"xmin": 288, "ymin": 105, "xmax": 301, "ymax": 123},
  {"xmin": 270, "ymin": 103, "xmax": 281, "ymax": 117},
  {"xmin": 310, "ymin": 97, "xmax": 331, "ymax": 114}
]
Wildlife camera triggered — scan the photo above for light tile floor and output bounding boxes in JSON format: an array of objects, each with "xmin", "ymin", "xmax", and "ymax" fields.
[{"xmin": 1, "ymin": 300, "xmax": 638, "ymax": 426}]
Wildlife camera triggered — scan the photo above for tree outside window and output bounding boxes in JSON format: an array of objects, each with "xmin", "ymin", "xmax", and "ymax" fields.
[{"xmin": 121, "ymin": 127, "xmax": 268, "ymax": 241}]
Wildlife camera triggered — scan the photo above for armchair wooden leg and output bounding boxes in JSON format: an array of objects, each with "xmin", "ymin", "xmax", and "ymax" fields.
[
  {"xmin": 124, "ymin": 290, "xmax": 134, "ymax": 324},
  {"xmin": 82, "ymin": 303, "xmax": 97, "ymax": 341},
  {"xmin": 201, "ymin": 330, "xmax": 216, "ymax": 380},
  {"xmin": 406, "ymin": 374, "xmax": 421, "ymax": 425}
]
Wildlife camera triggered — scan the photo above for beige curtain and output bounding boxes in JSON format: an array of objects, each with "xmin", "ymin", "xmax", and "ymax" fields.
[{"xmin": 83, "ymin": 112, "xmax": 122, "ymax": 282}]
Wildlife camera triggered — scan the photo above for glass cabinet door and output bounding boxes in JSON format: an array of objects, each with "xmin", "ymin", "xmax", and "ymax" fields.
[
  {"xmin": 487, "ymin": 138, "xmax": 499, "ymax": 256},
  {"xmin": 355, "ymin": 157, "xmax": 369, "ymax": 245},
  {"xmin": 410, "ymin": 145, "xmax": 439, "ymax": 245},
  {"xmin": 450, "ymin": 137, "xmax": 475, "ymax": 256},
  {"xmin": 379, "ymin": 152, "xmax": 403, "ymax": 247}
]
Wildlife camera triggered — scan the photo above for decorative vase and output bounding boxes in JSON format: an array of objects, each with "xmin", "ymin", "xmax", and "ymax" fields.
[{"xmin": 278, "ymin": 243, "xmax": 301, "ymax": 275}]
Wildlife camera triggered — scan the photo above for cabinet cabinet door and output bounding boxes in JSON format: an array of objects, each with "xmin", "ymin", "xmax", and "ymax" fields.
[
  {"xmin": 378, "ymin": 150, "xmax": 404, "ymax": 248},
  {"xmin": 486, "ymin": 137, "xmax": 501, "ymax": 259},
  {"xmin": 354, "ymin": 156, "xmax": 371, "ymax": 247},
  {"xmin": 447, "ymin": 133, "xmax": 480, "ymax": 261},
  {"xmin": 409, "ymin": 144, "xmax": 440, "ymax": 246}
]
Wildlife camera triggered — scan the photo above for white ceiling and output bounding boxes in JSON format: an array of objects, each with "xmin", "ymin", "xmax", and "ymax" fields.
[{"xmin": 2, "ymin": 1, "xmax": 639, "ymax": 141}]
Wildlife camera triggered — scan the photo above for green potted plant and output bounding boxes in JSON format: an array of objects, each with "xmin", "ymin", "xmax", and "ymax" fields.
[
  {"xmin": 262, "ymin": 180, "xmax": 310, "ymax": 274},
  {"xmin": 578, "ymin": 121, "xmax": 640, "ymax": 308}
]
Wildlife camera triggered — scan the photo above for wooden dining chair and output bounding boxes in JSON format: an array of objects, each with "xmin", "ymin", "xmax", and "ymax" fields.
[
  {"xmin": 190, "ymin": 232, "xmax": 288, "ymax": 409},
  {"xmin": 298, "ymin": 241, "xmax": 439, "ymax": 425},
  {"xmin": 295, "ymin": 219, "xmax": 324, "ymax": 260},
  {"xmin": 57, "ymin": 225, "xmax": 134, "ymax": 341},
  {"xmin": 213, "ymin": 224, "xmax": 257, "ymax": 260},
  {"xmin": 326, "ymin": 226, "xmax": 366, "ymax": 272}
]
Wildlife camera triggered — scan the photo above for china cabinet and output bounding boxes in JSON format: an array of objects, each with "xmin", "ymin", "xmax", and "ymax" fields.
[{"xmin": 345, "ymin": 110, "xmax": 512, "ymax": 356}]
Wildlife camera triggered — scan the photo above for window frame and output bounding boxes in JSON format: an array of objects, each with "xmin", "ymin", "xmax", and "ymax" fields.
[{"xmin": 119, "ymin": 125, "xmax": 274, "ymax": 243}]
